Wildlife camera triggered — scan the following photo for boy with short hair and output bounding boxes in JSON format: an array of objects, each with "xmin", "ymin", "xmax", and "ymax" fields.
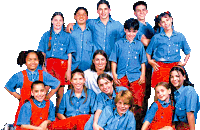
[{"xmin": 109, "ymin": 18, "xmax": 146, "ymax": 129}]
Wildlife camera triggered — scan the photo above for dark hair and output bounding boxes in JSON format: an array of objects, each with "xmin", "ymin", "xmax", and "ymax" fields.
[
  {"xmin": 97, "ymin": 0, "xmax": 110, "ymax": 10},
  {"xmin": 154, "ymin": 11, "xmax": 172, "ymax": 33},
  {"xmin": 97, "ymin": 73, "xmax": 117, "ymax": 93},
  {"xmin": 74, "ymin": 7, "xmax": 88, "ymax": 16},
  {"xmin": 17, "ymin": 50, "xmax": 44, "ymax": 67},
  {"xmin": 30, "ymin": 81, "xmax": 45, "ymax": 99},
  {"xmin": 124, "ymin": 18, "xmax": 139, "ymax": 31},
  {"xmin": 48, "ymin": 12, "xmax": 65, "ymax": 51},
  {"xmin": 169, "ymin": 66, "xmax": 194, "ymax": 88},
  {"xmin": 69, "ymin": 69, "xmax": 88, "ymax": 105},
  {"xmin": 90, "ymin": 50, "xmax": 110, "ymax": 72},
  {"xmin": 133, "ymin": 1, "xmax": 147, "ymax": 11}
]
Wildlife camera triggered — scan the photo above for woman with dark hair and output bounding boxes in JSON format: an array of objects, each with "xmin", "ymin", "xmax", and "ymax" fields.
[{"xmin": 84, "ymin": 50, "xmax": 112, "ymax": 94}]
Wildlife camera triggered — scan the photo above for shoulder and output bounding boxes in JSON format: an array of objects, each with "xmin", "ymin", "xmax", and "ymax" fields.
[
  {"xmin": 184, "ymin": 86, "xmax": 197, "ymax": 94},
  {"xmin": 22, "ymin": 101, "xmax": 32, "ymax": 109},
  {"xmin": 42, "ymin": 30, "xmax": 51, "ymax": 37},
  {"xmin": 84, "ymin": 69, "xmax": 93, "ymax": 74},
  {"xmin": 87, "ymin": 88, "xmax": 96, "ymax": 95},
  {"xmin": 116, "ymin": 86, "xmax": 128, "ymax": 92},
  {"xmin": 149, "ymin": 102, "xmax": 159, "ymax": 110}
]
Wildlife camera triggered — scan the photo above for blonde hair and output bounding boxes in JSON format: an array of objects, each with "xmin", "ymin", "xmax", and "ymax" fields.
[{"xmin": 114, "ymin": 90, "xmax": 135, "ymax": 113}]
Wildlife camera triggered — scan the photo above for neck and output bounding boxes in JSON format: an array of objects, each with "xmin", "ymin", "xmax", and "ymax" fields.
[
  {"xmin": 78, "ymin": 23, "xmax": 86, "ymax": 31},
  {"xmin": 28, "ymin": 68, "xmax": 37, "ymax": 72},
  {"xmin": 96, "ymin": 69, "xmax": 105, "ymax": 76},
  {"xmin": 138, "ymin": 18, "xmax": 146, "ymax": 25},
  {"xmin": 53, "ymin": 28, "xmax": 61, "ymax": 34},
  {"xmin": 164, "ymin": 28, "xmax": 173, "ymax": 37},
  {"xmin": 100, "ymin": 17, "xmax": 109, "ymax": 25},
  {"xmin": 74, "ymin": 88, "xmax": 83, "ymax": 98}
]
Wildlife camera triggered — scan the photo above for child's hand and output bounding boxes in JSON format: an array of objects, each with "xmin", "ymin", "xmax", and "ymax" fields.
[
  {"xmin": 149, "ymin": 59, "xmax": 160, "ymax": 71},
  {"xmin": 42, "ymin": 66, "xmax": 47, "ymax": 72},
  {"xmin": 178, "ymin": 61, "xmax": 186, "ymax": 66},
  {"xmin": 66, "ymin": 23, "xmax": 75, "ymax": 33},
  {"xmin": 138, "ymin": 74, "xmax": 145, "ymax": 85},
  {"xmin": 93, "ymin": 123, "xmax": 101, "ymax": 130},
  {"xmin": 158, "ymin": 126, "xmax": 174, "ymax": 130},
  {"xmin": 65, "ymin": 69, "xmax": 71, "ymax": 81},
  {"xmin": 113, "ymin": 73, "xmax": 121, "ymax": 85}
]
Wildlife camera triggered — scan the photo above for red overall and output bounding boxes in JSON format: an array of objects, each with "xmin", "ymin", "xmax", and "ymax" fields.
[
  {"xmin": 16, "ymin": 99, "xmax": 50, "ymax": 130},
  {"xmin": 151, "ymin": 62, "xmax": 178, "ymax": 88},
  {"xmin": 149, "ymin": 101, "xmax": 175, "ymax": 130},
  {"xmin": 176, "ymin": 122, "xmax": 190, "ymax": 130},
  {"xmin": 14, "ymin": 70, "xmax": 43, "ymax": 126}
]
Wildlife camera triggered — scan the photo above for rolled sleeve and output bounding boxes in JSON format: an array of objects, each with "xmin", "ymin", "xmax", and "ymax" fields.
[
  {"xmin": 43, "ymin": 71, "xmax": 60, "ymax": 89},
  {"xmin": 143, "ymin": 102, "xmax": 158, "ymax": 123},
  {"xmin": 58, "ymin": 93, "xmax": 67, "ymax": 115},
  {"xmin": 5, "ymin": 72, "xmax": 23, "ymax": 92},
  {"xmin": 17, "ymin": 102, "xmax": 32, "ymax": 125},
  {"xmin": 48, "ymin": 100, "xmax": 55, "ymax": 121}
]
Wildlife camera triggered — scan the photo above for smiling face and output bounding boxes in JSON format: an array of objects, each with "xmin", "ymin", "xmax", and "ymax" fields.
[
  {"xmin": 93, "ymin": 54, "xmax": 107, "ymax": 72},
  {"xmin": 25, "ymin": 52, "xmax": 39, "ymax": 72},
  {"xmin": 116, "ymin": 99, "xmax": 130, "ymax": 116},
  {"xmin": 170, "ymin": 70, "xmax": 185, "ymax": 90},
  {"xmin": 97, "ymin": 3, "xmax": 111, "ymax": 20},
  {"xmin": 52, "ymin": 15, "xmax": 64, "ymax": 31},
  {"xmin": 74, "ymin": 9, "xmax": 88, "ymax": 25},
  {"xmin": 159, "ymin": 15, "xmax": 172, "ymax": 31},
  {"xmin": 71, "ymin": 72, "xmax": 85, "ymax": 92},
  {"xmin": 125, "ymin": 28, "xmax": 138, "ymax": 42},
  {"xmin": 134, "ymin": 4, "xmax": 148, "ymax": 21},
  {"xmin": 155, "ymin": 85, "xmax": 171, "ymax": 102},
  {"xmin": 98, "ymin": 77, "xmax": 113, "ymax": 96},
  {"xmin": 31, "ymin": 83, "xmax": 46, "ymax": 102}
]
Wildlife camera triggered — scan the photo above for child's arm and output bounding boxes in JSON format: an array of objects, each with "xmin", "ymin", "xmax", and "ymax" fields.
[
  {"xmin": 178, "ymin": 53, "xmax": 190, "ymax": 66},
  {"xmin": 45, "ymin": 83, "xmax": 60, "ymax": 100},
  {"xmin": 138, "ymin": 63, "xmax": 145, "ymax": 85},
  {"xmin": 66, "ymin": 23, "xmax": 75, "ymax": 33},
  {"xmin": 65, "ymin": 53, "xmax": 72, "ymax": 81},
  {"xmin": 141, "ymin": 34, "xmax": 151, "ymax": 47},
  {"xmin": 42, "ymin": 52, "xmax": 47, "ymax": 72},
  {"xmin": 39, "ymin": 120, "xmax": 52, "ymax": 130},
  {"xmin": 21, "ymin": 124, "xmax": 43, "ymax": 130},
  {"xmin": 111, "ymin": 61, "xmax": 121, "ymax": 85},
  {"xmin": 57, "ymin": 113, "xmax": 67, "ymax": 120},
  {"xmin": 5, "ymin": 87, "xmax": 20, "ymax": 100},
  {"xmin": 146, "ymin": 53, "xmax": 160, "ymax": 71},
  {"xmin": 187, "ymin": 112, "xmax": 195, "ymax": 130},
  {"xmin": 93, "ymin": 109, "xmax": 103, "ymax": 130},
  {"xmin": 141, "ymin": 121, "xmax": 150, "ymax": 130}
]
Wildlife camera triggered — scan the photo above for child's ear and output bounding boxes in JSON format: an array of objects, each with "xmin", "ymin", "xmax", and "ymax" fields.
[
  {"xmin": 168, "ymin": 89, "xmax": 171, "ymax": 95},
  {"xmin": 31, "ymin": 91, "xmax": 34, "ymax": 96}
]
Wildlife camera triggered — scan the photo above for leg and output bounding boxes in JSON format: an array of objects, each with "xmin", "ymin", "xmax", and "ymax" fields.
[{"xmin": 56, "ymin": 86, "xmax": 64, "ymax": 113}]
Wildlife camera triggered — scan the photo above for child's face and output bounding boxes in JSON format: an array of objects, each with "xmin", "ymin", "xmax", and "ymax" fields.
[
  {"xmin": 71, "ymin": 73, "xmax": 85, "ymax": 92},
  {"xmin": 134, "ymin": 5, "xmax": 148, "ymax": 21},
  {"xmin": 124, "ymin": 28, "xmax": 138, "ymax": 42},
  {"xmin": 97, "ymin": 4, "xmax": 111, "ymax": 20},
  {"xmin": 155, "ymin": 85, "xmax": 171, "ymax": 103},
  {"xmin": 51, "ymin": 15, "xmax": 64, "ymax": 31},
  {"xmin": 93, "ymin": 54, "xmax": 107, "ymax": 71},
  {"xmin": 31, "ymin": 84, "xmax": 46, "ymax": 102},
  {"xmin": 25, "ymin": 52, "xmax": 39, "ymax": 71},
  {"xmin": 170, "ymin": 70, "xmax": 185, "ymax": 89},
  {"xmin": 159, "ymin": 15, "xmax": 172, "ymax": 31},
  {"xmin": 116, "ymin": 99, "xmax": 130, "ymax": 116},
  {"xmin": 98, "ymin": 78, "xmax": 113, "ymax": 96},
  {"xmin": 74, "ymin": 9, "xmax": 88, "ymax": 25}
]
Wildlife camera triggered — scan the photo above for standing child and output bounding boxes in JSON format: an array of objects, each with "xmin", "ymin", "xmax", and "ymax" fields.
[
  {"xmin": 70, "ymin": 7, "xmax": 95, "ymax": 71},
  {"xmin": 146, "ymin": 11, "xmax": 191, "ymax": 88},
  {"xmin": 16, "ymin": 81, "xmax": 55, "ymax": 130},
  {"xmin": 50, "ymin": 69, "xmax": 97, "ymax": 129},
  {"xmin": 4, "ymin": 50, "xmax": 60, "ymax": 126},
  {"xmin": 37, "ymin": 12, "xmax": 76, "ymax": 111},
  {"xmin": 109, "ymin": 18, "xmax": 146, "ymax": 129},
  {"xmin": 170, "ymin": 66, "xmax": 199, "ymax": 130},
  {"xmin": 142, "ymin": 82, "xmax": 175, "ymax": 130}
]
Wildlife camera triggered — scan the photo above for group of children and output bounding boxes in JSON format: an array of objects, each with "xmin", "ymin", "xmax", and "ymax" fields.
[{"xmin": 4, "ymin": 0, "xmax": 200, "ymax": 130}]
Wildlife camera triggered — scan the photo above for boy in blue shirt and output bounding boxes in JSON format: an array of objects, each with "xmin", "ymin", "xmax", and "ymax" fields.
[
  {"xmin": 109, "ymin": 18, "xmax": 146, "ymax": 129},
  {"xmin": 70, "ymin": 7, "xmax": 95, "ymax": 71}
]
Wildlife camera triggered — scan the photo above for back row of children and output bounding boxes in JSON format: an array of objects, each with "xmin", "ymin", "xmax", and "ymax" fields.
[{"xmin": 4, "ymin": 0, "xmax": 199, "ymax": 129}]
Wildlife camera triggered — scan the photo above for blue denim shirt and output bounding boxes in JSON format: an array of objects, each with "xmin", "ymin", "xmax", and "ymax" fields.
[
  {"xmin": 38, "ymin": 29, "xmax": 76, "ymax": 60},
  {"xmin": 146, "ymin": 30, "xmax": 191, "ymax": 63},
  {"xmin": 109, "ymin": 38, "xmax": 147, "ymax": 82},
  {"xmin": 58, "ymin": 88, "xmax": 97, "ymax": 117},
  {"xmin": 17, "ymin": 99, "xmax": 55, "ymax": 125},
  {"xmin": 137, "ymin": 21, "xmax": 155, "ymax": 39},
  {"xmin": 70, "ymin": 23, "xmax": 95, "ymax": 71},
  {"xmin": 5, "ymin": 69, "xmax": 60, "ymax": 92},
  {"xmin": 88, "ymin": 17, "xmax": 124, "ymax": 57},
  {"xmin": 173, "ymin": 86, "xmax": 200, "ymax": 123}
]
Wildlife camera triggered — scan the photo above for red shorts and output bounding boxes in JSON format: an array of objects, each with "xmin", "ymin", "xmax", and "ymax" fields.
[
  {"xmin": 118, "ymin": 76, "xmax": 146, "ymax": 107},
  {"xmin": 176, "ymin": 122, "xmax": 190, "ymax": 130},
  {"xmin": 151, "ymin": 62, "xmax": 178, "ymax": 88},
  {"xmin": 49, "ymin": 114, "xmax": 91, "ymax": 130},
  {"xmin": 46, "ymin": 58, "xmax": 70, "ymax": 86}
]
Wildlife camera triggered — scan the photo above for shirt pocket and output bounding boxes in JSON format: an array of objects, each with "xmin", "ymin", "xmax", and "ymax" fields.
[
  {"xmin": 83, "ymin": 41, "xmax": 93, "ymax": 60},
  {"xmin": 175, "ymin": 103, "xmax": 187, "ymax": 120},
  {"xmin": 79, "ymin": 106, "xmax": 90, "ymax": 114},
  {"xmin": 171, "ymin": 42, "xmax": 180, "ymax": 55}
]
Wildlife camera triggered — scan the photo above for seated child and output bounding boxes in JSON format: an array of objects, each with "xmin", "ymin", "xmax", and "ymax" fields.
[{"xmin": 16, "ymin": 81, "xmax": 55, "ymax": 130}]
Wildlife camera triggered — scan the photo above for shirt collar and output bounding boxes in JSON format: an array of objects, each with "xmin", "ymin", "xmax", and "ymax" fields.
[
  {"xmin": 26, "ymin": 68, "xmax": 38, "ymax": 75},
  {"xmin": 101, "ymin": 90, "xmax": 116, "ymax": 100},
  {"xmin": 174, "ymin": 85, "xmax": 185, "ymax": 95},
  {"xmin": 160, "ymin": 26, "xmax": 177, "ymax": 37},
  {"xmin": 52, "ymin": 27, "xmax": 64, "ymax": 35},
  {"xmin": 124, "ymin": 38, "xmax": 137, "ymax": 44},
  {"xmin": 96, "ymin": 15, "xmax": 114, "ymax": 24},
  {"xmin": 33, "ymin": 99, "xmax": 46, "ymax": 107},
  {"xmin": 74, "ymin": 23, "xmax": 90, "ymax": 31},
  {"xmin": 71, "ymin": 89, "xmax": 86, "ymax": 98},
  {"xmin": 158, "ymin": 99, "xmax": 171, "ymax": 105},
  {"xmin": 114, "ymin": 108, "xmax": 128, "ymax": 116}
]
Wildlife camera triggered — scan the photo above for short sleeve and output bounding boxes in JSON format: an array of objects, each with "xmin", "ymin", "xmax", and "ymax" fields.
[
  {"xmin": 143, "ymin": 102, "xmax": 158, "ymax": 123},
  {"xmin": 17, "ymin": 102, "xmax": 32, "ymax": 125},
  {"xmin": 43, "ymin": 71, "xmax": 60, "ymax": 89},
  {"xmin": 180, "ymin": 34, "xmax": 191, "ymax": 55},
  {"xmin": 48, "ymin": 100, "xmax": 55, "ymax": 121},
  {"xmin": 5, "ymin": 72, "xmax": 23, "ymax": 92},
  {"xmin": 96, "ymin": 94, "xmax": 105, "ymax": 110},
  {"xmin": 98, "ymin": 106, "xmax": 113, "ymax": 128},
  {"xmin": 186, "ymin": 88, "xmax": 198, "ymax": 112},
  {"xmin": 58, "ymin": 93, "xmax": 67, "ymax": 115}
]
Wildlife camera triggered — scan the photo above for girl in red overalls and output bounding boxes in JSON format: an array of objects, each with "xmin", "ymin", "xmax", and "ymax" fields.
[
  {"xmin": 141, "ymin": 82, "xmax": 175, "ymax": 130},
  {"xmin": 4, "ymin": 50, "xmax": 60, "ymax": 127},
  {"xmin": 16, "ymin": 81, "xmax": 55, "ymax": 130}
]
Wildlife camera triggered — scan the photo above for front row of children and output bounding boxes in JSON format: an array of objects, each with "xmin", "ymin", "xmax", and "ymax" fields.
[{"xmin": 14, "ymin": 65, "xmax": 199, "ymax": 130}]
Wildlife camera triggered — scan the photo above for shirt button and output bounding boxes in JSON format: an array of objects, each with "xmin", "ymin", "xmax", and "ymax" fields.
[
  {"xmin": 128, "ymin": 51, "xmax": 130, "ymax": 53},
  {"xmin": 53, "ymin": 49, "xmax": 55, "ymax": 51},
  {"xmin": 169, "ymin": 45, "xmax": 171, "ymax": 47},
  {"xmin": 60, "ymin": 48, "xmax": 63, "ymax": 50}
]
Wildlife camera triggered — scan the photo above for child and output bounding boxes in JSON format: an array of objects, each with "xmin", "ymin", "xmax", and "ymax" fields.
[
  {"xmin": 37, "ymin": 12, "xmax": 76, "ymax": 111},
  {"xmin": 93, "ymin": 73, "xmax": 127, "ymax": 130},
  {"xmin": 142, "ymin": 82, "xmax": 175, "ymax": 130},
  {"xmin": 50, "ymin": 69, "xmax": 97, "ymax": 129},
  {"xmin": 170, "ymin": 66, "xmax": 199, "ymax": 130},
  {"xmin": 146, "ymin": 11, "xmax": 191, "ymax": 88},
  {"xmin": 133, "ymin": 1, "xmax": 154, "ymax": 46},
  {"xmin": 70, "ymin": 7, "xmax": 95, "ymax": 71},
  {"xmin": 109, "ymin": 18, "xmax": 146, "ymax": 128},
  {"xmin": 4, "ymin": 50, "xmax": 60, "ymax": 126},
  {"xmin": 16, "ymin": 81, "xmax": 55, "ymax": 130}
]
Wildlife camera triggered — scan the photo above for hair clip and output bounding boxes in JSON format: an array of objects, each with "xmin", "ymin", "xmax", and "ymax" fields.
[
  {"xmin": 49, "ymin": 37, "xmax": 52, "ymax": 40},
  {"xmin": 174, "ymin": 65, "xmax": 186, "ymax": 74},
  {"xmin": 156, "ymin": 15, "xmax": 159, "ymax": 18},
  {"xmin": 165, "ymin": 11, "xmax": 170, "ymax": 14}
]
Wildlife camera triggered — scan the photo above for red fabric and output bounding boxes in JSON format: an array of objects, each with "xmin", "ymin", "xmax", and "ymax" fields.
[
  {"xmin": 50, "ymin": 114, "xmax": 91, "ymax": 130},
  {"xmin": 14, "ymin": 70, "xmax": 43, "ymax": 126},
  {"xmin": 46, "ymin": 58, "xmax": 70, "ymax": 85},
  {"xmin": 118, "ymin": 76, "xmax": 146, "ymax": 107},
  {"xmin": 30, "ymin": 99, "xmax": 50, "ymax": 126},
  {"xmin": 151, "ymin": 62, "xmax": 178, "ymax": 88},
  {"xmin": 176, "ymin": 122, "xmax": 190, "ymax": 130},
  {"xmin": 149, "ymin": 101, "xmax": 174, "ymax": 129}
]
